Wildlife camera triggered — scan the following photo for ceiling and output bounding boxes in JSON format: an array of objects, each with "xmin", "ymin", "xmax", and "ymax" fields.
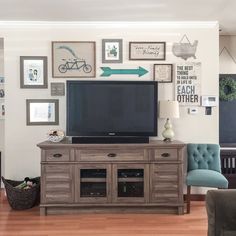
[{"xmin": 0, "ymin": 0, "xmax": 235, "ymax": 34}]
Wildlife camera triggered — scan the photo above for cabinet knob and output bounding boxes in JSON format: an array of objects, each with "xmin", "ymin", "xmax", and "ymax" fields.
[
  {"xmin": 107, "ymin": 153, "xmax": 117, "ymax": 158},
  {"xmin": 53, "ymin": 153, "xmax": 62, "ymax": 158},
  {"xmin": 161, "ymin": 153, "xmax": 170, "ymax": 158}
]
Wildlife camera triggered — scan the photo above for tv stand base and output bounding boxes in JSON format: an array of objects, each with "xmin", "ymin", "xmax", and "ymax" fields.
[{"xmin": 71, "ymin": 136, "xmax": 149, "ymax": 144}]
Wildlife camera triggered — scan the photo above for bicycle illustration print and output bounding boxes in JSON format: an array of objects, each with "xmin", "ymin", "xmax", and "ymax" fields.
[
  {"xmin": 52, "ymin": 42, "xmax": 96, "ymax": 78},
  {"xmin": 58, "ymin": 58, "xmax": 92, "ymax": 73}
]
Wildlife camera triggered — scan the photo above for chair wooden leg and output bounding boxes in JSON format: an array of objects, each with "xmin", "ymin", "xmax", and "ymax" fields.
[{"xmin": 187, "ymin": 186, "xmax": 191, "ymax": 214}]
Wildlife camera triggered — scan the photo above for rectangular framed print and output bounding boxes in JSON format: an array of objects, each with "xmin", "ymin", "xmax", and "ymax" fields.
[
  {"xmin": 26, "ymin": 99, "xmax": 59, "ymax": 125},
  {"xmin": 175, "ymin": 62, "xmax": 201, "ymax": 106},
  {"xmin": 51, "ymin": 82, "xmax": 65, "ymax": 96},
  {"xmin": 0, "ymin": 88, "xmax": 5, "ymax": 98},
  {"xmin": 0, "ymin": 101, "xmax": 5, "ymax": 119},
  {"xmin": 153, "ymin": 64, "xmax": 173, "ymax": 83},
  {"xmin": 129, "ymin": 42, "xmax": 166, "ymax": 60},
  {"xmin": 102, "ymin": 39, "xmax": 123, "ymax": 63},
  {"xmin": 52, "ymin": 41, "xmax": 96, "ymax": 78},
  {"xmin": 20, "ymin": 56, "xmax": 48, "ymax": 88}
]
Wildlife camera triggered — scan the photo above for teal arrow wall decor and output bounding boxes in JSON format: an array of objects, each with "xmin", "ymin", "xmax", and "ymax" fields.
[{"xmin": 100, "ymin": 66, "xmax": 148, "ymax": 77}]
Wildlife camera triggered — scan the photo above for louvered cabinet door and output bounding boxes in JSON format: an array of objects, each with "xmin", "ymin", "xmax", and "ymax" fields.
[
  {"xmin": 41, "ymin": 164, "xmax": 74, "ymax": 204},
  {"xmin": 150, "ymin": 164, "xmax": 181, "ymax": 204}
]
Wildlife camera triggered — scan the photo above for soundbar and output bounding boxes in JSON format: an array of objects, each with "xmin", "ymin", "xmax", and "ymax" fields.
[{"xmin": 71, "ymin": 136, "xmax": 149, "ymax": 144}]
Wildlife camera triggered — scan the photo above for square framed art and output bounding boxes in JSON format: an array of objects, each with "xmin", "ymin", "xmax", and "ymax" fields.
[
  {"xmin": 20, "ymin": 56, "xmax": 48, "ymax": 88},
  {"xmin": 52, "ymin": 41, "xmax": 96, "ymax": 78},
  {"xmin": 153, "ymin": 64, "xmax": 173, "ymax": 83},
  {"xmin": 102, "ymin": 39, "xmax": 123, "ymax": 63}
]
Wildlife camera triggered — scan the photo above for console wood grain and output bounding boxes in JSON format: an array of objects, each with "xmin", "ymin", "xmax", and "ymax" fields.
[{"xmin": 38, "ymin": 139, "xmax": 185, "ymax": 215}]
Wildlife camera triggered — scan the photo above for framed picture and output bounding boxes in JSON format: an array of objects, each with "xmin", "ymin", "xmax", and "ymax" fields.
[
  {"xmin": 102, "ymin": 39, "xmax": 123, "ymax": 63},
  {"xmin": 0, "ymin": 101, "xmax": 5, "ymax": 119},
  {"xmin": 0, "ymin": 88, "xmax": 5, "ymax": 98},
  {"xmin": 129, "ymin": 42, "xmax": 166, "ymax": 60},
  {"xmin": 26, "ymin": 99, "xmax": 59, "ymax": 125},
  {"xmin": 175, "ymin": 62, "xmax": 201, "ymax": 106},
  {"xmin": 20, "ymin": 56, "xmax": 48, "ymax": 88},
  {"xmin": 52, "ymin": 41, "xmax": 96, "ymax": 78},
  {"xmin": 51, "ymin": 83, "xmax": 65, "ymax": 96},
  {"xmin": 153, "ymin": 64, "xmax": 173, "ymax": 83}
]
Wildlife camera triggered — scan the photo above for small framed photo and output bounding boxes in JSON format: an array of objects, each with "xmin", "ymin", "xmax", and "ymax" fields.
[
  {"xmin": 129, "ymin": 42, "xmax": 166, "ymax": 60},
  {"xmin": 52, "ymin": 41, "xmax": 96, "ymax": 78},
  {"xmin": 0, "ymin": 77, "xmax": 4, "ymax": 83},
  {"xmin": 102, "ymin": 39, "xmax": 123, "ymax": 63},
  {"xmin": 0, "ymin": 88, "xmax": 5, "ymax": 98},
  {"xmin": 20, "ymin": 56, "xmax": 48, "ymax": 88},
  {"xmin": 153, "ymin": 64, "xmax": 173, "ymax": 83},
  {"xmin": 51, "ymin": 83, "xmax": 65, "ymax": 96},
  {"xmin": 26, "ymin": 99, "xmax": 59, "ymax": 126},
  {"xmin": 0, "ymin": 101, "xmax": 5, "ymax": 119}
]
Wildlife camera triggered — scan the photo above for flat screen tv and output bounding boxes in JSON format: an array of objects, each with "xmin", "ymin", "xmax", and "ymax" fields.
[{"xmin": 66, "ymin": 81, "xmax": 157, "ymax": 143}]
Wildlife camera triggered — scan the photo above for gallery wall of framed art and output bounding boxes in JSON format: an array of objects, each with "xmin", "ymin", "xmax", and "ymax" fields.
[{"xmin": 1, "ymin": 23, "xmax": 219, "ymax": 183}]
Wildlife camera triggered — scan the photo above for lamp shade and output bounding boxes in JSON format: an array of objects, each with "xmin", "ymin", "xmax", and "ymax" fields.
[{"xmin": 159, "ymin": 100, "xmax": 180, "ymax": 119}]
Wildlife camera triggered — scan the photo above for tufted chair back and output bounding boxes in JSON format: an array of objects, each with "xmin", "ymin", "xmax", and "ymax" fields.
[{"xmin": 187, "ymin": 144, "xmax": 221, "ymax": 172}]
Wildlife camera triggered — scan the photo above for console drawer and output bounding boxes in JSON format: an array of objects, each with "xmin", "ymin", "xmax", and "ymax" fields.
[
  {"xmin": 45, "ymin": 149, "xmax": 70, "ymax": 162},
  {"xmin": 152, "ymin": 148, "xmax": 178, "ymax": 161},
  {"xmin": 77, "ymin": 149, "xmax": 146, "ymax": 161}
]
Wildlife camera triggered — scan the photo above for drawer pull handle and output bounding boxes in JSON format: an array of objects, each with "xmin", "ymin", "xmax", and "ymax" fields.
[
  {"xmin": 161, "ymin": 153, "xmax": 170, "ymax": 158},
  {"xmin": 53, "ymin": 153, "xmax": 62, "ymax": 158},
  {"xmin": 107, "ymin": 153, "xmax": 117, "ymax": 158}
]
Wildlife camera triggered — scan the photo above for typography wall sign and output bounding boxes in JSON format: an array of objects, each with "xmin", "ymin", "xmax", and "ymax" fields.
[
  {"xmin": 129, "ymin": 42, "xmax": 166, "ymax": 60},
  {"xmin": 175, "ymin": 62, "xmax": 201, "ymax": 106}
]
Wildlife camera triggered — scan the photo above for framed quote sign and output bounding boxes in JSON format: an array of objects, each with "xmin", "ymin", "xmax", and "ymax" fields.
[
  {"xmin": 129, "ymin": 42, "xmax": 166, "ymax": 60},
  {"xmin": 175, "ymin": 62, "xmax": 201, "ymax": 106}
]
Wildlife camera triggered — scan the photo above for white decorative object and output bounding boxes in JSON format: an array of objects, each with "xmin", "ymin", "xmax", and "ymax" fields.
[
  {"xmin": 159, "ymin": 100, "xmax": 179, "ymax": 142},
  {"xmin": 47, "ymin": 130, "xmax": 65, "ymax": 143},
  {"xmin": 172, "ymin": 35, "xmax": 198, "ymax": 60}
]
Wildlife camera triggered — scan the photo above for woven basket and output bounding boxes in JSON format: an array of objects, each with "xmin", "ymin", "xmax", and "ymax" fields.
[{"xmin": 1, "ymin": 176, "xmax": 40, "ymax": 210}]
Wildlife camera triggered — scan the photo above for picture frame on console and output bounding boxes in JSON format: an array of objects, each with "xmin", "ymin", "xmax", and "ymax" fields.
[
  {"xmin": 52, "ymin": 41, "xmax": 96, "ymax": 78},
  {"xmin": 129, "ymin": 42, "xmax": 166, "ymax": 60},
  {"xmin": 20, "ymin": 56, "xmax": 48, "ymax": 89},
  {"xmin": 102, "ymin": 39, "xmax": 123, "ymax": 63},
  {"xmin": 153, "ymin": 64, "xmax": 173, "ymax": 83},
  {"xmin": 26, "ymin": 99, "xmax": 59, "ymax": 125}
]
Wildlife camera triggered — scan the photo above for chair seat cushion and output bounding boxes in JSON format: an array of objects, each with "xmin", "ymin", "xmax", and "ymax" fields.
[{"xmin": 186, "ymin": 169, "xmax": 228, "ymax": 188}]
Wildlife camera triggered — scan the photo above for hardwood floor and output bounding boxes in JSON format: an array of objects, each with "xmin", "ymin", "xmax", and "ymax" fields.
[{"xmin": 0, "ymin": 190, "xmax": 208, "ymax": 236}]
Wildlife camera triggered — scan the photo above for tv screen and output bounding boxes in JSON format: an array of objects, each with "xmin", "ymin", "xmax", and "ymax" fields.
[{"xmin": 66, "ymin": 81, "xmax": 157, "ymax": 137}]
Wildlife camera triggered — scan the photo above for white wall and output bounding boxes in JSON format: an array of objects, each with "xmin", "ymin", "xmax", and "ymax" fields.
[
  {"xmin": 0, "ymin": 22, "xmax": 219, "ymax": 180},
  {"xmin": 220, "ymin": 35, "xmax": 236, "ymax": 73}
]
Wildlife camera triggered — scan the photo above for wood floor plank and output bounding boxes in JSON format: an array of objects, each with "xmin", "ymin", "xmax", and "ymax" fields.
[{"xmin": 0, "ymin": 189, "xmax": 207, "ymax": 236}]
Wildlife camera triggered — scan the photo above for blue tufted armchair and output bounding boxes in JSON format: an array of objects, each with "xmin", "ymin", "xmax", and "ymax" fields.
[{"xmin": 186, "ymin": 144, "xmax": 228, "ymax": 213}]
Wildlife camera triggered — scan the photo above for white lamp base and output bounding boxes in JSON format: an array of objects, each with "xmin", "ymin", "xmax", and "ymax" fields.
[{"xmin": 162, "ymin": 118, "xmax": 175, "ymax": 142}]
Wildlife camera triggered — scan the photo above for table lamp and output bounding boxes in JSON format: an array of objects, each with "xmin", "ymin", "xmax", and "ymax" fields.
[{"xmin": 159, "ymin": 100, "xmax": 179, "ymax": 142}]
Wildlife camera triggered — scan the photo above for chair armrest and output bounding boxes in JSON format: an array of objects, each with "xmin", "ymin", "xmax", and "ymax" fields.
[{"xmin": 206, "ymin": 190, "xmax": 236, "ymax": 236}]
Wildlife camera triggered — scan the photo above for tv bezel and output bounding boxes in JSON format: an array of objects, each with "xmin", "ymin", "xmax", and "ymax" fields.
[{"xmin": 66, "ymin": 80, "xmax": 158, "ymax": 137}]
